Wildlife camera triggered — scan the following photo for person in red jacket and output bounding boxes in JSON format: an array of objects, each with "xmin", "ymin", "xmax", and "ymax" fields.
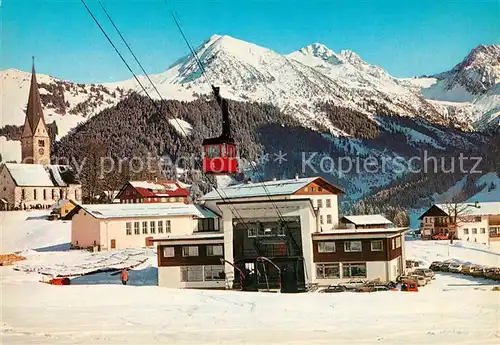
[{"xmin": 120, "ymin": 269, "xmax": 129, "ymax": 285}]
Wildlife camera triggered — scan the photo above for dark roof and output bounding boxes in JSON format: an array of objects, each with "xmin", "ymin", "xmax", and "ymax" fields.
[
  {"xmin": 202, "ymin": 137, "xmax": 235, "ymax": 145},
  {"xmin": 24, "ymin": 58, "xmax": 46, "ymax": 136},
  {"xmin": 418, "ymin": 205, "xmax": 449, "ymax": 220}
]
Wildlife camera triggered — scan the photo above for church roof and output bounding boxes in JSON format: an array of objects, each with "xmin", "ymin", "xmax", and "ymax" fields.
[
  {"xmin": 1, "ymin": 163, "xmax": 80, "ymax": 187},
  {"xmin": 24, "ymin": 58, "xmax": 46, "ymax": 136}
]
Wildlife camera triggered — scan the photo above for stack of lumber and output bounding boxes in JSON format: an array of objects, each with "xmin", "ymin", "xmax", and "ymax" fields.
[{"xmin": 0, "ymin": 253, "xmax": 26, "ymax": 266}]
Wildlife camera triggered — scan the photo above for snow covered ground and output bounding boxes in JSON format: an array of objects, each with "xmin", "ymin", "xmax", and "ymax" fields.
[{"xmin": 1, "ymin": 211, "xmax": 499, "ymax": 344}]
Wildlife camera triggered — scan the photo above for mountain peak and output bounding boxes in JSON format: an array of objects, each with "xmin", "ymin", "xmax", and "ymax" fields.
[
  {"xmin": 436, "ymin": 44, "xmax": 500, "ymax": 94},
  {"xmin": 293, "ymin": 43, "xmax": 343, "ymax": 65}
]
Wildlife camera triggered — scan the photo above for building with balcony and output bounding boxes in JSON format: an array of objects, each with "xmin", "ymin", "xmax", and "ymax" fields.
[
  {"xmin": 418, "ymin": 201, "xmax": 500, "ymax": 246},
  {"xmin": 155, "ymin": 176, "xmax": 407, "ymax": 291}
]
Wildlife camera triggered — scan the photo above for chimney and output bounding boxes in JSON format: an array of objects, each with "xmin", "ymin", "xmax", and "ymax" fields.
[
  {"xmin": 272, "ymin": 177, "xmax": 277, "ymax": 181},
  {"xmin": 295, "ymin": 173, "xmax": 299, "ymax": 181},
  {"xmin": 154, "ymin": 176, "xmax": 158, "ymax": 182},
  {"xmin": 246, "ymin": 178, "xmax": 252, "ymax": 184}
]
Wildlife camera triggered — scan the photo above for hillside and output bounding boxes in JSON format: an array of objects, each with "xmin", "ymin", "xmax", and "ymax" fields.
[{"xmin": 53, "ymin": 93, "xmax": 493, "ymax": 215}]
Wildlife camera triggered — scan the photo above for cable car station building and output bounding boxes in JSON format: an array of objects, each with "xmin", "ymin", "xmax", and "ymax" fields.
[{"xmin": 155, "ymin": 176, "xmax": 407, "ymax": 292}]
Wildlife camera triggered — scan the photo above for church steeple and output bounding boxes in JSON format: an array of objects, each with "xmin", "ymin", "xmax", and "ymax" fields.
[
  {"xmin": 21, "ymin": 57, "xmax": 51, "ymax": 165},
  {"xmin": 25, "ymin": 57, "xmax": 46, "ymax": 135}
]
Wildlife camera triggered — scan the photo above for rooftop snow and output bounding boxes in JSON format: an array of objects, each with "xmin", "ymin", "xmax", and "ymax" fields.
[
  {"xmin": 201, "ymin": 177, "xmax": 325, "ymax": 200},
  {"xmin": 435, "ymin": 201, "xmax": 500, "ymax": 217},
  {"xmin": 341, "ymin": 214, "xmax": 393, "ymax": 225},
  {"xmin": 315, "ymin": 227, "xmax": 408, "ymax": 235},
  {"xmin": 2, "ymin": 163, "xmax": 79, "ymax": 187},
  {"xmin": 153, "ymin": 232, "xmax": 224, "ymax": 242},
  {"xmin": 78, "ymin": 203, "xmax": 217, "ymax": 220}
]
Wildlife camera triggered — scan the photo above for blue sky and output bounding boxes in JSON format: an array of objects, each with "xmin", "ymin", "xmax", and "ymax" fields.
[{"xmin": 2, "ymin": 0, "xmax": 499, "ymax": 83}]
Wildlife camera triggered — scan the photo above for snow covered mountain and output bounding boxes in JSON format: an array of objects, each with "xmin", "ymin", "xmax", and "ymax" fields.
[
  {"xmin": 402, "ymin": 45, "xmax": 500, "ymax": 129},
  {"xmin": 1, "ymin": 36, "xmax": 498, "ymax": 140},
  {"xmin": 1, "ymin": 69, "xmax": 127, "ymax": 138}
]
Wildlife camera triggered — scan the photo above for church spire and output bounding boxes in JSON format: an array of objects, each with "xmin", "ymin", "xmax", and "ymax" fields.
[{"xmin": 24, "ymin": 56, "xmax": 46, "ymax": 135}]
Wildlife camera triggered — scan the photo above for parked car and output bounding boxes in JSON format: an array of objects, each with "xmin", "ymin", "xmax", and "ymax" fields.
[
  {"xmin": 429, "ymin": 261, "xmax": 442, "ymax": 271},
  {"xmin": 410, "ymin": 275, "xmax": 427, "ymax": 286},
  {"xmin": 321, "ymin": 285, "xmax": 347, "ymax": 293},
  {"xmin": 370, "ymin": 285, "xmax": 390, "ymax": 292},
  {"xmin": 413, "ymin": 268, "xmax": 435, "ymax": 280},
  {"xmin": 462, "ymin": 265, "xmax": 481, "ymax": 275},
  {"xmin": 484, "ymin": 267, "xmax": 499, "ymax": 280},
  {"xmin": 440, "ymin": 262, "xmax": 453, "ymax": 272},
  {"xmin": 471, "ymin": 266, "xmax": 487, "ymax": 278},
  {"xmin": 432, "ymin": 233, "xmax": 449, "ymax": 240},
  {"xmin": 342, "ymin": 279, "xmax": 366, "ymax": 291},
  {"xmin": 401, "ymin": 281, "xmax": 418, "ymax": 292},
  {"xmin": 492, "ymin": 269, "xmax": 500, "ymax": 281},
  {"xmin": 448, "ymin": 263, "xmax": 463, "ymax": 273}
]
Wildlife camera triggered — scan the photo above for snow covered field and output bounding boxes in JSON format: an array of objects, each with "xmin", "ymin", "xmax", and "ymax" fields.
[{"xmin": 1, "ymin": 211, "xmax": 499, "ymax": 345}]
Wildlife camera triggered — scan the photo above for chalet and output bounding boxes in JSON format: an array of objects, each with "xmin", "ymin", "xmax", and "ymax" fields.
[
  {"xmin": 0, "ymin": 60, "xmax": 82, "ymax": 210},
  {"xmin": 71, "ymin": 203, "xmax": 218, "ymax": 251},
  {"xmin": 49, "ymin": 199, "xmax": 78, "ymax": 219},
  {"xmin": 419, "ymin": 201, "xmax": 500, "ymax": 246},
  {"xmin": 116, "ymin": 180, "xmax": 190, "ymax": 204},
  {"xmin": 155, "ymin": 176, "xmax": 407, "ymax": 291}
]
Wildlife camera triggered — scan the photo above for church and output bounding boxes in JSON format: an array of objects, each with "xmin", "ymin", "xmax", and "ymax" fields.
[{"xmin": 0, "ymin": 59, "xmax": 82, "ymax": 210}]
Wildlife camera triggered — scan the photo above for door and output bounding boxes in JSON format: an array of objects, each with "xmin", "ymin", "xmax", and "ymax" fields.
[{"xmin": 110, "ymin": 239, "xmax": 116, "ymax": 249}]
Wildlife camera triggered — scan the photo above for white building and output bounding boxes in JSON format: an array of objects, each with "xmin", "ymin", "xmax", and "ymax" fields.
[
  {"xmin": 155, "ymin": 177, "xmax": 407, "ymax": 291},
  {"xmin": 71, "ymin": 203, "xmax": 218, "ymax": 250},
  {"xmin": 419, "ymin": 201, "xmax": 500, "ymax": 246}
]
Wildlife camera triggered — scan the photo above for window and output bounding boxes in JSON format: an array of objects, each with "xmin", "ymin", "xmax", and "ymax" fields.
[
  {"xmin": 394, "ymin": 236, "xmax": 402, "ymax": 249},
  {"xmin": 207, "ymin": 245, "xmax": 223, "ymax": 256},
  {"xmin": 317, "ymin": 199, "xmax": 323, "ymax": 208},
  {"xmin": 181, "ymin": 266, "xmax": 203, "ymax": 282},
  {"xmin": 150, "ymin": 221, "xmax": 156, "ymax": 234},
  {"xmin": 34, "ymin": 189, "xmax": 37, "ymax": 200},
  {"xmin": 165, "ymin": 220, "xmax": 171, "ymax": 233},
  {"xmin": 320, "ymin": 215, "xmax": 324, "ymax": 224},
  {"xmin": 472, "ymin": 228, "xmax": 477, "ymax": 234},
  {"xmin": 51, "ymin": 189, "xmax": 55, "ymax": 200},
  {"xmin": 318, "ymin": 187, "xmax": 323, "ymax": 192},
  {"xmin": 326, "ymin": 215, "xmax": 332, "ymax": 224},
  {"xmin": 134, "ymin": 222, "xmax": 140, "ymax": 235},
  {"xmin": 38, "ymin": 140, "xmax": 45, "ymax": 147},
  {"xmin": 371, "ymin": 240, "xmax": 383, "ymax": 251},
  {"xmin": 480, "ymin": 228, "xmax": 485, "ymax": 234},
  {"xmin": 464, "ymin": 228, "xmax": 469, "ymax": 235},
  {"xmin": 43, "ymin": 189, "xmax": 47, "ymax": 200},
  {"xmin": 199, "ymin": 218, "xmax": 218, "ymax": 231},
  {"xmin": 326, "ymin": 199, "xmax": 331, "ymax": 208},
  {"xmin": 344, "ymin": 241, "xmax": 362, "ymax": 252},
  {"xmin": 318, "ymin": 241, "xmax": 336, "ymax": 253},
  {"xmin": 474, "ymin": 216, "xmax": 481, "ymax": 222},
  {"xmin": 277, "ymin": 226, "xmax": 285, "ymax": 236},
  {"xmin": 182, "ymin": 246, "xmax": 199, "ymax": 257},
  {"xmin": 158, "ymin": 220, "xmax": 163, "ymax": 233},
  {"xmin": 248, "ymin": 228, "xmax": 257, "ymax": 237},
  {"xmin": 343, "ymin": 262, "xmax": 367, "ymax": 278},
  {"xmin": 142, "ymin": 221, "xmax": 148, "ymax": 234},
  {"xmin": 316, "ymin": 263, "xmax": 340, "ymax": 279},
  {"xmin": 163, "ymin": 247, "xmax": 175, "ymax": 257},
  {"xmin": 126, "ymin": 222, "xmax": 132, "ymax": 235},
  {"xmin": 204, "ymin": 265, "xmax": 225, "ymax": 281},
  {"xmin": 60, "ymin": 189, "xmax": 64, "ymax": 199},
  {"xmin": 311, "ymin": 187, "xmax": 316, "ymax": 192}
]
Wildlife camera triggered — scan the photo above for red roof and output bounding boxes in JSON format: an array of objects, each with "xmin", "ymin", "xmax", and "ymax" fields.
[{"xmin": 120, "ymin": 180, "xmax": 190, "ymax": 198}]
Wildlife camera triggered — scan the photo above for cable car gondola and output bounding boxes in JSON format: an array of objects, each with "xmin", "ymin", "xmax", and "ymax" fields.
[{"xmin": 202, "ymin": 86, "xmax": 238, "ymax": 174}]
